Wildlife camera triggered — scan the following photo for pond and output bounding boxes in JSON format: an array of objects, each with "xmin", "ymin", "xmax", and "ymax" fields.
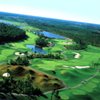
[
  {"xmin": 27, "ymin": 31, "xmax": 66, "ymax": 54},
  {"xmin": 35, "ymin": 31, "xmax": 65, "ymax": 39},
  {"xmin": 26, "ymin": 45, "xmax": 47, "ymax": 54}
]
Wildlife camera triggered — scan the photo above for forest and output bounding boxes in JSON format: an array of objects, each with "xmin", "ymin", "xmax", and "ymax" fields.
[
  {"xmin": 0, "ymin": 22, "xmax": 27, "ymax": 44},
  {"xmin": 0, "ymin": 12, "xmax": 100, "ymax": 47}
]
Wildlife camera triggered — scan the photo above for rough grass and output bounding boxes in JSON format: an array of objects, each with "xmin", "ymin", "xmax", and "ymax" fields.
[{"xmin": 0, "ymin": 65, "xmax": 65, "ymax": 92}]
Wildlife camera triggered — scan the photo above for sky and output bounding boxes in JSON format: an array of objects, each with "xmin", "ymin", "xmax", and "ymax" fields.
[{"xmin": 0, "ymin": 0, "xmax": 100, "ymax": 24}]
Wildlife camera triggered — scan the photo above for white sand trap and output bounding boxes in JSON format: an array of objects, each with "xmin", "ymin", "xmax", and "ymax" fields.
[
  {"xmin": 74, "ymin": 52, "xmax": 81, "ymax": 58},
  {"xmin": 75, "ymin": 66, "xmax": 90, "ymax": 69},
  {"xmin": 63, "ymin": 65, "xmax": 69, "ymax": 68},
  {"xmin": 15, "ymin": 52, "xmax": 20, "ymax": 56},
  {"xmin": 62, "ymin": 65, "xmax": 90, "ymax": 69},
  {"xmin": 63, "ymin": 42, "xmax": 73, "ymax": 45},
  {"xmin": 3, "ymin": 72, "xmax": 10, "ymax": 77}
]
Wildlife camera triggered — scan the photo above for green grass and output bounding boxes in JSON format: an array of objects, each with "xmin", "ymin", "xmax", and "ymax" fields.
[
  {"xmin": 0, "ymin": 21, "xmax": 100, "ymax": 100},
  {"xmin": 0, "ymin": 32, "xmax": 38, "ymax": 63},
  {"xmin": 10, "ymin": 32, "xmax": 38, "ymax": 49},
  {"xmin": 30, "ymin": 40, "xmax": 100, "ymax": 100},
  {"xmin": 31, "ymin": 48, "xmax": 100, "ymax": 71}
]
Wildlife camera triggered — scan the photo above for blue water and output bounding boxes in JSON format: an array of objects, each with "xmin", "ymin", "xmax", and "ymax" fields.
[
  {"xmin": 27, "ymin": 31, "xmax": 66, "ymax": 54},
  {"xmin": 36, "ymin": 31, "xmax": 65, "ymax": 39},
  {"xmin": 0, "ymin": 20, "xmax": 13, "ymax": 24},
  {"xmin": 26, "ymin": 45, "xmax": 47, "ymax": 54},
  {"xmin": 0, "ymin": 20, "xmax": 23, "ymax": 29}
]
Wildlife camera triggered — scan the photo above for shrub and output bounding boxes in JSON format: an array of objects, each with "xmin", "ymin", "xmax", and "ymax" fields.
[{"xmin": 8, "ymin": 55, "xmax": 30, "ymax": 66}]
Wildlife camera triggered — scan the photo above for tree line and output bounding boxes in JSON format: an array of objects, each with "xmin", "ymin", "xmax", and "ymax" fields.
[
  {"xmin": 1, "ymin": 12, "xmax": 100, "ymax": 47},
  {"xmin": 2, "ymin": 13, "xmax": 99, "ymax": 47},
  {"xmin": 0, "ymin": 23, "xmax": 27, "ymax": 44}
]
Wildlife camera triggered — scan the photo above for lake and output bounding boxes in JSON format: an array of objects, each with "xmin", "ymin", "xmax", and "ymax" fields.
[
  {"xmin": 26, "ymin": 45, "xmax": 47, "ymax": 54},
  {"xmin": 35, "ymin": 31, "xmax": 65, "ymax": 39}
]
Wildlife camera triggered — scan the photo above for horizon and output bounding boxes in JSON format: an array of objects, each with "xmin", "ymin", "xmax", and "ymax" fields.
[
  {"xmin": 1, "ymin": 11, "xmax": 100, "ymax": 25},
  {"xmin": 0, "ymin": 0, "xmax": 100, "ymax": 24}
]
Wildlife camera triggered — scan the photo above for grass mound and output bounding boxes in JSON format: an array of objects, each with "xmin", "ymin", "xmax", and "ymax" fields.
[{"xmin": 0, "ymin": 65, "xmax": 65, "ymax": 92}]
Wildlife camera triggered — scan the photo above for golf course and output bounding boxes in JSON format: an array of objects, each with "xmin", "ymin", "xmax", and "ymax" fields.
[{"xmin": 0, "ymin": 12, "xmax": 100, "ymax": 100}]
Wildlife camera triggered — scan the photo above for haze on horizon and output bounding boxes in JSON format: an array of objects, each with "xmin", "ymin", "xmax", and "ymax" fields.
[{"xmin": 0, "ymin": 0, "xmax": 100, "ymax": 24}]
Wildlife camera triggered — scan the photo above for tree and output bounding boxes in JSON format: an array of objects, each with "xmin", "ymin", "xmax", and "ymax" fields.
[
  {"xmin": 35, "ymin": 37, "xmax": 49, "ymax": 48},
  {"xmin": 8, "ymin": 54, "xmax": 30, "ymax": 66},
  {"xmin": 0, "ymin": 23, "xmax": 27, "ymax": 44},
  {"xmin": 0, "ymin": 75, "xmax": 47, "ymax": 100}
]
